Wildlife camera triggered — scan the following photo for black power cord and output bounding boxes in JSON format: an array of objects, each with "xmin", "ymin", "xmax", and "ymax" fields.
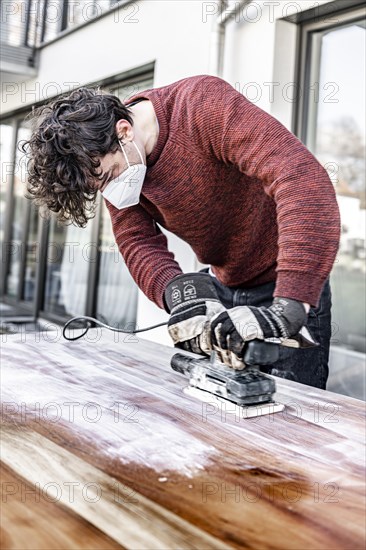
[{"xmin": 62, "ymin": 315, "xmax": 168, "ymax": 342}]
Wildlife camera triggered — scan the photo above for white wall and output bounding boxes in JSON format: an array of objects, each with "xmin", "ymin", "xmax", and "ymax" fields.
[{"xmin": 222, "ymin": 0, "xmax": 334, "ymax": 124}]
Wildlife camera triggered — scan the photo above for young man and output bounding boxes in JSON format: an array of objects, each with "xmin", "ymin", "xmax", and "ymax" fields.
[{"xmin": 25, "ymin": 75, "xmax": 340, "ymax": 388}]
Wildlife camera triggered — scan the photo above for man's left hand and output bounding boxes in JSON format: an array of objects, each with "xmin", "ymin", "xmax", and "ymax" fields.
[{"xmin": 208, "ymin": 297, "xmax": 308, "ymax": 369}]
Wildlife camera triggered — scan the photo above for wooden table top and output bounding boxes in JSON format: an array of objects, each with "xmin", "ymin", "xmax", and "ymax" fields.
[{"xmin": 1, "ymin": 329, "xmax": 365, "ymax": 549}]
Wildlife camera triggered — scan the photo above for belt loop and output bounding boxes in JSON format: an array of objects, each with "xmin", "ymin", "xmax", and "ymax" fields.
[{"xmin": 233, "ymin": 289, "xmax": 247, "ymax": 307}]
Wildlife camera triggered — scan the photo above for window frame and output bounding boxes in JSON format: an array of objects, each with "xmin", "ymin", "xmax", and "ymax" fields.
[
  {"xmin": 0, "ymin": 117, "xmax": 37, "ymax": 317},
  {"xmin": 294, "ymin": 5, "xmax": 365, "ymax": 358},
  {"xmin": 294, "ymin": 6, "xmax": 366, "ymax": 145}
]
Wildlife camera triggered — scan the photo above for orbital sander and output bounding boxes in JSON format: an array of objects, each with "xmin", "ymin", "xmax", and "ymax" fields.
[
  {"xmin": 171, "ymin": 340, "xmax": 287, "ymax": 418},
  {"xmin": 63, "ymin": 315, "xmax": 315, "ymax": 419}
]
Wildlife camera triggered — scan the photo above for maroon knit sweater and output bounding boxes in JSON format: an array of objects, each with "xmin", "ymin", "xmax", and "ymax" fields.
[{"xmin": 105, "ymin": 75, "xmax": 340, "ymax": 309}]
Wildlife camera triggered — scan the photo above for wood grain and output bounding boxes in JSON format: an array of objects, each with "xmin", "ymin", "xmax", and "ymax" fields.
[
  {"xmin": 1, "ymin": 425, "xmax": 231, "ymax": 550},
  {"xmin": 0, "ymin": 464, "xmax": 124, "ymax": 550},
  {"xmin": 1, "ymin": 330, "xmax": 365, "ymax": 549}
]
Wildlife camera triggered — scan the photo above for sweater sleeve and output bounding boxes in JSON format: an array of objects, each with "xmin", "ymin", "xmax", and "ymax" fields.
[
  {"xmin": 192, "ymin": 76, "xmax": 341, "ymax": 307},
  {"xmin": 105, "ymin": 200, "xmax": 183, "ymax": 309}
]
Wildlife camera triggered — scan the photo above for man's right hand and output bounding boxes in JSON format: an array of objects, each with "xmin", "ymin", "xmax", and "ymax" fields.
[{"xmin": 164, "ymin": 273, "xmax": 225, "ymax": 355}]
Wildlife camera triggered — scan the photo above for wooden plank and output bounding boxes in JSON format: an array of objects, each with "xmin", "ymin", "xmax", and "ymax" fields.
[
  {"xmin": 0, "ymin": 464, "xmax": 124, "ymax": 550},
  {"xmin": 1, "ymin": 426, "xmax": 233, "ymax": 550},
  {"xmin": 1, "ymin": 331, "xmax": 365, "ymax": 549}
]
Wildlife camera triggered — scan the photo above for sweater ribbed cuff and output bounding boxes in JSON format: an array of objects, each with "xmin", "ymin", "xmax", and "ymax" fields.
[{"xmin": 274, "ymin": 270, "xmax": 328, "ymax": 308}]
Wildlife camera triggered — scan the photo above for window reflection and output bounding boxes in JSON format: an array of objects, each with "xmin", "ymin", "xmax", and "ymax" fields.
[
  {"xmin": 5, "ymin": 126, "xmax": 30, "ymax": 298},
  {"xmin": 43, "ymin": 217, "xmax": 92, "ymax": 317},
  {"xmin": 96, "ymin": 203, "xmax": 138, "ymax": 327},
  {"xmin": 0, "ymin": 0, "xmax": 26, "ymax": 46},
  {"xmin": 93, "ymin": 79, "xmax": 154, "ymax": 327},
  {"xmin": 22, "ymin": 205, "xmax": 39, "ymax": 302},
  {"xmin": 42, "ymin": 0, "xmax": 64, "ymax": 42},
  {"xmin": 67, "ymin": 0, "xmax": 111, "ymax": 30},
  {"xmin": 0, "ymin": 124, "xmax": 13, "ymax": 252}
]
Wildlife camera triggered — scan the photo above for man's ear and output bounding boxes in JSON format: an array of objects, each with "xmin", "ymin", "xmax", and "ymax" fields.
[{"xmin": 115, "ymin": 119, "xmax": 134, "ymax": 143}]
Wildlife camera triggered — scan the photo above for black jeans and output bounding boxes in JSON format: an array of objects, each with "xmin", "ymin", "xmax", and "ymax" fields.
[{"xmin": 201, "ymin": 269, "xmax": 332, "ymax": 390}]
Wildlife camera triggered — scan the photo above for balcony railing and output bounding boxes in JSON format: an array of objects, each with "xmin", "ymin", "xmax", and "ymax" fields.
[{"xmin": 1, "ymin": 0, "xmax": 38, "ymax": 77}]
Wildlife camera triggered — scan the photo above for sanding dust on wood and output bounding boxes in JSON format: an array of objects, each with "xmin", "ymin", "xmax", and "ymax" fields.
[
  {"xmin": 1, "ymin": 426, "xmax": 234, "ymax": 550},
  {"xmin": 1, "ymin": 340, "xmax": 218, "ymax": 477}
]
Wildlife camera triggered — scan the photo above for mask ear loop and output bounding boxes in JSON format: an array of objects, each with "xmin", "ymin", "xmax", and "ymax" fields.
[
  {"xmin": 119, "ymin": 139, "xmax": 131, "ymax": 168},
  {"xmin": 132, "ymin": 140, "xmax": 145, "ymax": 164}
]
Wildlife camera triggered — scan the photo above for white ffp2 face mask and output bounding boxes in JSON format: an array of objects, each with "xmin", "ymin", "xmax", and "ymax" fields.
[{"xmin": 101, "ymin": 140, "xmax": 147, "ymax": 209}]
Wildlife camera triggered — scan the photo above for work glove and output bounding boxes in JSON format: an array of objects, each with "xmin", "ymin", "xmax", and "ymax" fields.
[
  {"xmin": 164, "ymin": 273, "xmax": 226, "ymax": 355},
  {"xmin": 207, "ymin": 297, "xmax": 308, "ymax": 369}
]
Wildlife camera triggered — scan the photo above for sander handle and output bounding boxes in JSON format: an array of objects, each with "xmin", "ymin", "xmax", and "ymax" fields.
[
  {"xmin": 243, "ymin": 340, "xmax": 280, "ymax": 366},
  {"xmin": 170, "ymin": 340, "xmax": 280, "ymax": 375}
]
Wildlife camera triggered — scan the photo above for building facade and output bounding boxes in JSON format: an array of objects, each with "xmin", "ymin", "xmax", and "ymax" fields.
[{"xmin": 1, "ymin": 0, "xmax": 365, "ymax": 398}]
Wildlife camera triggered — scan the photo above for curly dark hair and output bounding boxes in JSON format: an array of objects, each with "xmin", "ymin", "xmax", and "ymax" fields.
[{"xmin": 22, "ymin": 87, "xmax": 133, "ymax": 227}]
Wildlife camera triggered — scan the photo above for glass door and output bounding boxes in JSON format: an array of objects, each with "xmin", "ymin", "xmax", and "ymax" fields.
[
  {"xmin": 299, "ymin": 9, "xmax": 365, "ymax": 398},
  {"xmin": 42, "ymin": 216, "xmax": 93, "ymax": 319},
  {"xmin": 21, "ymin": 204, "xmax": 40, "ymax": 303},
  {"xmin": 92, "ymin": 75, "xmax": 155, "ymax": 327},
  {"xmin": 4, "ymin": 125, "xmax": 31, "ymax": 302},
  {"xmin": 0, "ymin": 123, "xmax": 14, "ymax": 250},
  {"xmin": 96, "ymin": 202, "xmax": 138, "ymax": 327}
]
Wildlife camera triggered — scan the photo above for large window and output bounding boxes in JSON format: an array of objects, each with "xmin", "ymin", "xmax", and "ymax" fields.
[
  {"xmin": 43, "ymin": 218, "xmax": 93, "ymax": 317},
  {"xmin": 96, "ymin": 204, "xmax": 138, "ymax": 327},
  {"xmin": 0, "ymin": 124, "xmax": 14, "ymax": 255},
  {"xmin": 1, "ymin": 70, "xmax": 153, "ymax": 327},
  {"xmin": 22, "ymin": 204, "xmax": 39, "ymax": 302},
  {"xmin": 5, "ymin": 125, "xmax": 31, "ymax": 300},
  {"xmin": 92, "ymin": 74, "xmax": 154, "ymax": 327},
  {"xmin": 298, "ymin": 7, "xmax": 365, "ymax": 397}
]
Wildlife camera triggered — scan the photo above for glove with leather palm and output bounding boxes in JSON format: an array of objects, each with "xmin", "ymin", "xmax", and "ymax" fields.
[
  {"xmin": 164, "ymin": 273, "xmax": 226, "ymax": 355},
  {"xmin": 208, "ymin": 297, "xmax": 308, "ymax": 369}
]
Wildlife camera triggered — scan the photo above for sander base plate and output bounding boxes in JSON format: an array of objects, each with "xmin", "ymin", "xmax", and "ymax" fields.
[{"xmin": 183, "ymin": 386, "xmax": 285, "ymax": 418}]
